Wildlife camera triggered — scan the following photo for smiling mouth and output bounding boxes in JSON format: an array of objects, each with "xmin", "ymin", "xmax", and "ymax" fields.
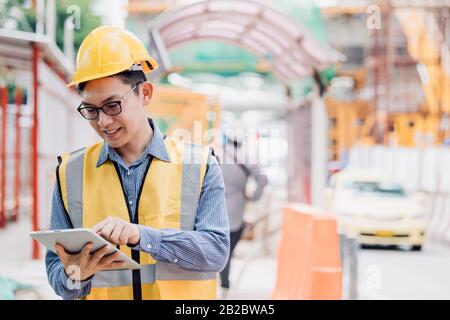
[{"xmin": 103, "ymin": 128, "xmax": 121, "ymax": 137}]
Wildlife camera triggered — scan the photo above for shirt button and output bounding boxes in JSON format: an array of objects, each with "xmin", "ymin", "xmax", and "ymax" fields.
[
  {"xmin": 128, "ymin": 200, "xmax": 133, "ymax": 206},
  {"xmin": 127, "ymin": 170, "xmax": 132, "ymax": 176},
  {"xmin": 147, "ymin": 244, "xmax": 152, "ymax": 249},
  {"xmin": 173, "ymin": 258, "xmax": 178, "ymax": 263}
]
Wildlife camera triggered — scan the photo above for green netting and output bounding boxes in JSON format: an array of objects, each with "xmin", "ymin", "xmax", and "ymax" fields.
[
  {"xmin": 275, "ymin": 0, "xmax": 329, "ymax": 46},
  {"xmin": 169, "ymin": 40, "xmax": 261, "ymax": 76}
]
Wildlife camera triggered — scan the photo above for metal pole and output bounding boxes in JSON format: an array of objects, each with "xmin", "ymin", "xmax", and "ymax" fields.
[
  {"xmin": 339, "ymin": 233, "xmax": 359, "ymax": 300},
  {"xmin": 32, "ymin": 45, "xmax": 40, "ymax": 259},
  {"xmin": 63, "ymin": 17, "xmax": 75, "ymax": 63},
  {"xmin": 35, "ymin": 0, "xmax": 45, "ymax": 35},
  {"xmin": 384, "ymin": 3, "xmax": 392, "ymax": 145},
  {"xmin": 13, "ymin": 88, "xmax": 22, "ymax": 222},
  {"xmin": 0, "ymin": 87, "xmax": 7, "ymax": 228},
  {"xmin": 339, "ymin": 233, "xmax": 348, "ymax": 299},
  {"xmin": 348, "ymin": 236, "xmax": 359, "ymax": 300},
  {"xmin": 311, "ymin": 85, "xmax": 328, "ymax": 207},
  {"xmin": 46, "ymin": 0, "xmax": 56, "ymax": 41}
]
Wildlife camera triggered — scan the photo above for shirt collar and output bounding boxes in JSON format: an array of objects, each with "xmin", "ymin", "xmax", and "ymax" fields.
[{"xmin": 96, "ymin": 118, "xmax": 170, "ymax": 167}]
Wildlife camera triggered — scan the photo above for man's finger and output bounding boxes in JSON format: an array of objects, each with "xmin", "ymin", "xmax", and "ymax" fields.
[
  {"xmin": 92, "ymin": 245, "xmax": 112, "ymax": 262},
  {"xmin": 110, "ymin": 223, "xmax": 125, "ymax": 244},
  {"xmin": 55, "ymin": 243, "xmax": 67, "ymax": 257},
  {"xmin": 81, "ymin": 242, "xmax": 93, "ymax": 258},
  {"xmin": 100, "ymin": 251, "xmax": 121, "ymax": 266},
  {"xmin": 119, "ymin": 228, "xmax": 130, "ymax": 244},
  {"xmin": 91, "ymin": 218, "xmax": 110, "ymax": 233},
  {"xmin": 104, "ymin": 261, "xmax": 127, "ymax": 270},
  {"xmin": 55, "ymin": 244, "xmax": 69, "ymax": 265},
  {"xmin": 98, "ymin": 221, "xmax": 116, "ymax": 240}
]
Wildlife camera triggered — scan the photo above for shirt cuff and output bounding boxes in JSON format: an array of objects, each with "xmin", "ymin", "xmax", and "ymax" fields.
[{"xmin": 130, "ymin": 224, "xmax": 161, "ymax": 256}]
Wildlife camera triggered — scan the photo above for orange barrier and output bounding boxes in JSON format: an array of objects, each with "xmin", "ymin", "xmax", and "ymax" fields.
[{"xmin": 272, "ymin": 203, "xmax": 342, "ymax": 300}]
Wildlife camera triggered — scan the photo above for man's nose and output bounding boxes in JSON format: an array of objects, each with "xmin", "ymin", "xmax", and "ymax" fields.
[{"xmin": 97, "ymin": 110, "xmax": 114, "ymax": 127}]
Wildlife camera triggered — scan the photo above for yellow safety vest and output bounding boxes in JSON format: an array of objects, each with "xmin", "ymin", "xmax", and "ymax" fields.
[{"xmin": 56, "ymin": 137, "xmax": 217, "ymax": 300}]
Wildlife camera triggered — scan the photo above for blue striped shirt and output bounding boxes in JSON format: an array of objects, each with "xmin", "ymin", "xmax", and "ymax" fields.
[{"xmin": 45, "ymin": 119, "xmax": 230, "ymax": 300}]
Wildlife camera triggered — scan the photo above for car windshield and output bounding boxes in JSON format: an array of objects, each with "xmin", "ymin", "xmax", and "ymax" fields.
[{"xmin": 347, "ymin": 181, "xmax": 406, "ymax": 197}]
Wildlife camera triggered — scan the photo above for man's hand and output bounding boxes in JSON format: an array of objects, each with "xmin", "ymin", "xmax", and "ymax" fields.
[
  {"xmin": 92, "ymin": 217, "xmax": 140, "ymax": 246},
  {"xmin": 55, "ymin": 243, "xmax": 127, "ymax": 282}
]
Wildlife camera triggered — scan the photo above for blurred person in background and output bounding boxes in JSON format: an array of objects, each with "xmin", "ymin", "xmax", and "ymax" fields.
[{"xmin": 217, "ymin": 132, "xmax": 268, "ymax": 296}]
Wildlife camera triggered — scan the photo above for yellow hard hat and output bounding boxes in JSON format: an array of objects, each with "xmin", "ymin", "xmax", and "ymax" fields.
[{"xmin": 67, "ymin": 26, "xmax": 159, "ymax": 87}]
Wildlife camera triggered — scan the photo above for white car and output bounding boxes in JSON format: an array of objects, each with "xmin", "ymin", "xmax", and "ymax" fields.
[{"xmin": 329, "ymin": 169, "xmax": 427, "ymax": 251}]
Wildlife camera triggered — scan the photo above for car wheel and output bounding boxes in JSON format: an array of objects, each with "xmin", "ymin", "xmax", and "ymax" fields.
[{"xmin": 411, "ymin": 245, "xmax": 422, "ymax": 251}]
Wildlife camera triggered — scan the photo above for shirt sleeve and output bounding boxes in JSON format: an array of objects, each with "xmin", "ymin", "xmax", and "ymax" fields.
[
  {"xmin": 132, "ymin": 152, "xmax": 230, "ymax": 272},
  {"xmin": 45, "ymin": 180, "xmax": 93, "ymax": 300},
  {"xmin": 245, "ymin": 164, "xmax": 268, "ymax": 202}
]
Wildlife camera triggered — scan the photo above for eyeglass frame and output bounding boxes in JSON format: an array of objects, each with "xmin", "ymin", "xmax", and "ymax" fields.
[{"xmin": 77, "ymin": 81, "xmax": 142, "ymax": 120}]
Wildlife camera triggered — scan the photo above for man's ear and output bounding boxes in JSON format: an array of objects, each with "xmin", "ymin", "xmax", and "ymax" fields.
[{"xmin": 142, "ymin": 81, "xmax": 154, "ymax": 106}]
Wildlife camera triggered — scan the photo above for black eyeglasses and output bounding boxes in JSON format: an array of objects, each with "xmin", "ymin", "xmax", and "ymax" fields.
[{"xmin": 77, "ymin": 82, "xmax": 142, "ymax": 120}]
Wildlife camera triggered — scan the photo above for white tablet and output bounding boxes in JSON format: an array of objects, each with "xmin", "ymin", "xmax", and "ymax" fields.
[{"xmin": 30, "ymin": 228, "xmax": 141, "ymax": 270}]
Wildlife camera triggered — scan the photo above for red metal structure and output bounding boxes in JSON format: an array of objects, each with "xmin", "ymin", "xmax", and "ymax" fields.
[
  {"xmin": 13, "ymin": 88, "xmax": 23, "ymax": 222},
  {"xmin": 32, "ymin": 45, "xmax": 40, "ymax": 259},
  {"xmin": 0, "ymin": 29, "xmax": 88, "ymax": 260},
  {"xmin": 0, "ymin": 87, "xmax": 7, "ymax": 228}
]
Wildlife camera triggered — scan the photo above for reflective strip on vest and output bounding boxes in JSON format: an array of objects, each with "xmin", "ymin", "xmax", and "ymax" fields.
[
  {"xmin": 92, "ymin": 262, "xmax": 216, "ymax": 288},
  {"xmin": 180, "ymin": 142, "xmax": 204, "ymax": 231},
  {"xmin": 92, "ymin": 264, "xmax": 156, "ymax": 288},
  {"xmin": 156, "ymin": 263, "xmax": 216, "ymax": 281},
  {"xmin": 65, "ymin": 148, "xmax": 86, "ymax": 228}
]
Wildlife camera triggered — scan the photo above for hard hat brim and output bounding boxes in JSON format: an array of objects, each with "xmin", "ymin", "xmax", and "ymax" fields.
[{"xmin": 67, "ymin": 56, "xmax": 159, "ymax": 88}]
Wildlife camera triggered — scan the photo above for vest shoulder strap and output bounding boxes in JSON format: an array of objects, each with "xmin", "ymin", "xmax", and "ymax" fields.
[
  {"xmin": 57, "ymin": 143, "xmax": 100, "ymax": 227},
  {"xmin": 181, "ymin": 140, "xmax": 211, "ymax": 188}
]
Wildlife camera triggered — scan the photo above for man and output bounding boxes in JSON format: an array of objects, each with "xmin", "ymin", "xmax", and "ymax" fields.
[
  {"xmin": 45, "ymin": 26, "xmax": 230, "ymax": 300},
  {"xmin": 217, "ymin": 134, "xmax": 267, "ymax": 295}
]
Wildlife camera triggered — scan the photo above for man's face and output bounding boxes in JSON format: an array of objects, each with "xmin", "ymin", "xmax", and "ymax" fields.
[{"xmin": 81, "ymin": 76, "xmax": 145, "ymax": 149}]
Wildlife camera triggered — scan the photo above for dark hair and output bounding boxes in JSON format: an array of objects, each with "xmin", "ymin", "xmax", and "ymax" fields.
[{"xmin": 78, "ymin": 70, "xmax": 146, "ymax": 93}]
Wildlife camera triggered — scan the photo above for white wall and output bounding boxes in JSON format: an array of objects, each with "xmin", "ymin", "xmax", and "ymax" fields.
[{"xmin": 37, "ymin": 61, "xmax": 99, "ymax": 229}]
